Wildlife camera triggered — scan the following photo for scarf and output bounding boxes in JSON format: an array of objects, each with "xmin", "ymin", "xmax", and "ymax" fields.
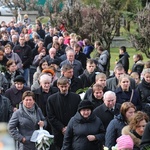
[{"xmin": 23, "ymin": 104, "xmax": 37, "ymax": 125}]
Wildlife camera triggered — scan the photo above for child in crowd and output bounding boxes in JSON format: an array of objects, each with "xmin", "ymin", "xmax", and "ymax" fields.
[{"xmin": 116, "ymin": 135, "xmax": 134, "ymax": 150}]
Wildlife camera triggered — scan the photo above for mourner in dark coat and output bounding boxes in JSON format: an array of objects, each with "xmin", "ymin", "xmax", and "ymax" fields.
[
  {"xmin": 94, "ymin": 91, "xmax": 121, "ymax": 130},
  {"xmin": 46, "ymin": 77, "xmax": 81, "ymax": 149},
  {"xmin": 62, "ymin": 101, "xmax": 105, "ymax": 150},
  {"xmin": 79, "ymin": 59, "xmax": 98, "ymax": 88},
  {"xmin": 115, "ymin": 74, "xmax": 141, "ymax": 110},
  {"xmin": 53, "ymin": 64, "xmax": 83, "ymax": 92},
  {"xmin": 84, "ymin": 73, "xmax": 109, "ymax": 99},
  {"xmin": 5, "ymin": 75, "xmax": 30, "ymax": 111},
  {"xmin": 131, "ymin": 54, "xmax": 144, "ymax": 76},
  {"xmin": 74, "ymin": 43, "xmax": 87, "ymax": 69},
  {"xmin": 32, "ymin": 74, "xmax": 58, "ymax": 117},
  {"xmin": 85, "ymin": 83, "xmax": 104, "ymax": 109},
  {"xmin": 117, "ymin": 46, "xmax": 130, "ymax": 73},
  {"xmin": 32, "ymin": 74, "xmax": 58, "ymax": 133}
]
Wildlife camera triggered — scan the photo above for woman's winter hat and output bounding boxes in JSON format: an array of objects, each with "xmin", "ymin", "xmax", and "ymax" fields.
[
  {"xmin": 13, "ymin": 75, "xmax": 26, "ymax": 83},
  {"xmin": 78, "ymin": 100, "xmax": 94, "ymax": 112},
  {"xmin": 117, "ymin": 135, "xmax": 134, "ymax": 150}
]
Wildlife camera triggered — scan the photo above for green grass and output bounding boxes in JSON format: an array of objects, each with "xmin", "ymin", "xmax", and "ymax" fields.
[
  {"xmin": 109, "ymin": 47, "xmax": 149, "ymax": 71},
  {"xmin": 37, "ymin": 16, "xmax": 50, "ymax": 24}
]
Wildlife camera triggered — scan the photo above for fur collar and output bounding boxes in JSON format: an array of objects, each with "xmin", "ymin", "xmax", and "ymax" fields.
[{"xmin": 122, "ymin": 125, "xmax": 141, "ymax": 147}]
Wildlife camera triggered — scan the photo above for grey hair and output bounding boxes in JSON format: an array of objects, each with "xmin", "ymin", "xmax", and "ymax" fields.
[
  {"xmin": 66, "ymin": 49, "xmax": 75, "ymax": 55},
  {"xmin": 103, "ymin": 91, "xmax": 116, "ymax": 100},
  {"xmin": 39, "ymin": 74, "xmax": 52, "ymax": 83}
]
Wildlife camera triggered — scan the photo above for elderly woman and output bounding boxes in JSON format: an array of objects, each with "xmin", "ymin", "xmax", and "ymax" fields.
[
  {"xmin": 122, "ymin": 111, "xmax": 149, "ymax": 150},
  {"xmin": 5, "ymin": 75, "xmax": 30, "ymax": 111},
  {"xmin": 115, "ymin": 74, "xmax": 141, "ymax": 110},
  {"xmin": 105, "ymin": 102, "xmax": 136, "ymax": 148},
  {"xmin": 62, "ymin": 100, "xmax": 105, "ymax": 150},
  {"xmin": 8, "ymin": 91, "xmax": 46, "ymax": 150}
]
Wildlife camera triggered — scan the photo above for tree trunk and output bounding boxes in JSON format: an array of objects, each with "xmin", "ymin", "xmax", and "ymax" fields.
[{"xmin": 115, "ymin": 18, "xmax": 120, "ymax": 36}]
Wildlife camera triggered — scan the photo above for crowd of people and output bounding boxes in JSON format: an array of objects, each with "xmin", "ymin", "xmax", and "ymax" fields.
[{"xmin": 0, "ymin": 15, "xmax": 150, "ymax": 150}]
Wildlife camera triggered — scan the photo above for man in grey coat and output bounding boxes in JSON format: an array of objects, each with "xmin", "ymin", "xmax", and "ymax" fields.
[
  {"xmin": 60, "ymin": 49, "xmax": 83, "ymax": 77},
  {"xmin": 106, "ymin": 64, "xmax": 136, "ymax": 91}
]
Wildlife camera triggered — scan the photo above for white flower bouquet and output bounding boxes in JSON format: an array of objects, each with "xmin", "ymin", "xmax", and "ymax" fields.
[{"xmin": 30, "ymin": 127, "xmax": 54, "ymax": 150}]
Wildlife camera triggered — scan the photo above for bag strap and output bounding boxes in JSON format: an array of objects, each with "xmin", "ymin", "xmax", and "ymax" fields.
[{"xmin": 130, "ymin": 89, "xmax": 134, "ymax": 102}]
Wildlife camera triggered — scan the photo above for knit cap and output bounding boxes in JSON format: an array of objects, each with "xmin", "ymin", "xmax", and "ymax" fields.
[{"xmin": 116, "ymin": 135, "xmax": 134, "ymax": 150}]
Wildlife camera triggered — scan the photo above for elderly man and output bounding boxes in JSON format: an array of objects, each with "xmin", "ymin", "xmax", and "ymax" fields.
[
  {"xmin": 94, "ymin": 91, "xmax": 121, "ymax": 130},
  {"xmin": 32, "ymin": 74, "xmax": 58, "ymax": 133},
  {"xmin": 60, "ymin": 49, "xmax": 83, "ymax": 77},
  {"xmin": 8, "ymin": 34, "xmax": 19, "ymax": 49},
  {"xmin": 46, "ymin": 77, "xmax": 81, "ymax": 149},
  {"xmin": 43, "ymin": 47, "xmax": 61, "ymax": 65},
  {"xmin": 32, "ymin": 74, "xmax": 58, "ymax": 117}
]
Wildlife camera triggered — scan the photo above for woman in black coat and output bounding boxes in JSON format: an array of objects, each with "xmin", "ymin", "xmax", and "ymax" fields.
[
  {"xmin": 5, "ymin": 75, "xmax": 30, "ymax": 111},
  {"xmin": 62, "ymin": 101, "xmax": 105, "ymax": 150},
  {"xmin": 115, "ymin": 74, "xmax": 141, "ymax": 110}
]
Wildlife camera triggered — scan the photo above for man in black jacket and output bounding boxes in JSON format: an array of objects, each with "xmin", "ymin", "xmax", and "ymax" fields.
[
  {"xmin": 13, "ymin": 35, "xmax": 32, "ymax": 85},
  {"xmin": 46, "ymin": 77, "xmax": 81, "ymax": 149},
  {"xmin": 94, "ymin": 91, "xmax": 121, "ymax": 130},
  {"xmin": 117, "ymin": 46, "xmax": 130, "ymax": 73},
  {"xmin": 53, "ymin": 64, "xmax": 83, "ymax": 93}
]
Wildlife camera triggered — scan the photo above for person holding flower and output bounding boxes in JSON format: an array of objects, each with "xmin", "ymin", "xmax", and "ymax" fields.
[{"xmin": 8, "ymin": 91, "xmax": 47, "ymax": 150}]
